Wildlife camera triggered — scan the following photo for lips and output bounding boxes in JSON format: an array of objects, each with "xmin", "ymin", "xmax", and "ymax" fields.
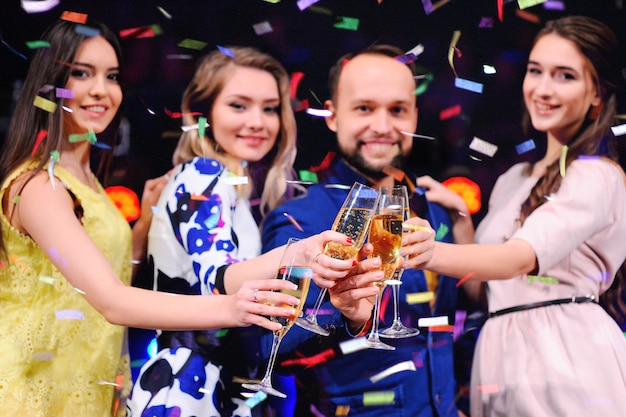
[
  {"xmin": 81, "ymin": 105, "xmax": 108, "ymax": 117},
  {"xmin": 533, "ymin": 101, "xmax": 559, "ymax": 115},
  {"xmin": 238, "ymin": 136, "xmax": 266, "ymax": 146}
]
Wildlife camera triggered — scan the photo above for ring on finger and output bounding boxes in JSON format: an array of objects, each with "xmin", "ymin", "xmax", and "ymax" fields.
[
  {"xmin": 253, "ymin": 288, "xmax": 259, "ymax": 303},
  {"xmin": 313, "ymin": 253, "xmax": 322, "ymax": 264}
]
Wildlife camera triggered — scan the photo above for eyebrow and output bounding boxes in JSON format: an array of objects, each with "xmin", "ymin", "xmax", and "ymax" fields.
[
  {"xmin": 527, "ymin": 60, "xmax": 578, "ymax": 73},
  {"xmin": 226, "ymin": 94, "xmax": 280, "ymax": 103},
  {"xmin": 72, "ymin": 62, "xmax": 120, "ymax": 72}
]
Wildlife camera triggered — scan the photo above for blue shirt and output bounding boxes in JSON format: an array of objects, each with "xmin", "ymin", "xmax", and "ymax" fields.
[{"xmin": 261, "ymin": 158, "xmax": 459, "ymax": 417}]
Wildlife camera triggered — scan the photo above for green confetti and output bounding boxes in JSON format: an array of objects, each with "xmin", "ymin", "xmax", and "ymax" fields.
[
  {"xmin": 527, "ymin": 275, "xmax": 558, "ymax": 284},
  {"xmin": 363, "ymin": 391, "xmax": 395, "ymax": 406},
  {"xmin": 50, "ymin": 150, "xmax": 60, "ymax": 162},
  {"xmin": 198, "ymin": 116, "xmax": 207, "ymax": 138},
  {"xmin": 68, "ymin": 131, "xmax": 97, "ymax": 144},
  {"xmin": 12, "ymin": 195, "xmax": 20, "ymax": 204},
  {"xmin": 334, "ymin": 16, "xmax": 359, "ymax": 31},
  {"xmin": 150, "ymin": 24, "xmax": 164, "ymax": 36},
  {"xmin": 517, "ymin": 0, "xmax": 547, "ymax": 10},
  {"xmin": 435, "ymin": 223, "xmax": 449, "ymax": 241},
  {"xmin": 298, "ymin": 170, "xmax": 318, "ymax": 183},
  {"xmin": 178, "ymin": 38, "xmax": 207, "ymax": 50},
  {"xmin": 26, "ymin": 40, "xmax": 50, "ymax": 49},
  {"xmin": 215, "ymin": 328, "xmax": 229, "ymax": 338}
]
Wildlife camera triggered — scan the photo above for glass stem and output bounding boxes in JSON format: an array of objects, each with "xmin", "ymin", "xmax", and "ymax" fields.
[
  {"xmin": 260, "ymin": 332, "xmax": 283, "ymax": 386},
  {"xmin": 391, "ymin": 283, "xmax": 401, "ymax": 326},
  {"xmin": 368, "ymin": 292, "xmax": 381, "ymax": 341},
  {"xmin": 306, "ymin": 288, "xmax": 327, "ymax": 322}
]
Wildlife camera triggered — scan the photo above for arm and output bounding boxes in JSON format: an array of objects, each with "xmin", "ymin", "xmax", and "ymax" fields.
[
  {"xmin": 16, "ymin": 173, "xmax": 297, "ymax": 332},
  {"xmin": 131, "ymin": 172, "xmax": 170, "ymax": 278}
]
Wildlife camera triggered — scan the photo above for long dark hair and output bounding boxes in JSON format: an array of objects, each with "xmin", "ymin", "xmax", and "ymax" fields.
[
  {"xmin": 0, "ymin": 19, "xmax": 123, "ymax": 257},
  {"xmin": 520, "ymin": 16, "xmax": 625, "ymax": 324}
]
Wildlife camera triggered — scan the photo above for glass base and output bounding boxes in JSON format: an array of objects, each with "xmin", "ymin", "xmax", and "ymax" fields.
[
  {"xmin": 242, "ymin": 382, "xmax": 287, "ymax": 398},
  {"xmin": 295, "ymin": 316, "xmax": 330, "ymax": 336},
  {"xmin": 365, "ymin": 335, "xmax": 396, "ymax": 350},
  {"xmin": 379, "ymin": 323, "xmax": 420, "ymax": 339}
]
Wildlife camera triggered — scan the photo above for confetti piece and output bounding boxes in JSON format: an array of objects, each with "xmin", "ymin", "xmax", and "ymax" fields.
[
  {"xmin": 477, "ymin": 384, "xmax": 499, "ymax": 394},
  {"xmin": 435, "ymin": 223, "xmax": 449, "ymax": 241},
  {"xmin": 48, "ymin": 151, "xmax": 59, "ymax": 190},
  {"xmin": 515, "ymin": 139, "xmax": 536, "ymax": 155},
  {"xmin": 157, "ymin": 6, "xmax": 172, "ymax": 19},
  {"xmin": 166, "ymin": 109, "xmax": 203, "ymax": 118},
  {"xmin": 421, "ymin": 0, "xmax": 435, "ymax": 15},
  {"xmin": 119, "ymin": 26, "xmax": 156, "ymax": 40},
  {"xmin": 334, "ymin": 16, "xmax": 359, "ymax": 31},
  {"xmin": 402, "ymin": 223, "xmax": 432, "ymax": 233},
  {"xmin": 559, "ymin": 145, "xmax": 568, "ymax": 177},
  {"xmin": 39, "ymin": 275, "xmax": 56, "ymax": 285},
  {"xmin": 31, "ymin": 129, "xmax": 48, "ymax": 156},
  {"xmin": 439, "ymin": 104, "xmax": 461, "ymax": 120},
  {"xmin": 74, "ymin": 25, "xmax": 101, "ymax": 38},
  {"xmin": 244, "ymin": 391, "xmax": 267, "ymax": 408},
  {"xmin": 455, "ymin": 271, "xmax": 475, "ymax": 287},
  {"xmin": 418, "ymin": 316, "xmax": 448, "ymax": 327},
  {"xmin": 527, "ymin": 275, "xmax": 558, "ymax": 284},
  {"xmin": 517, "ymin": 0, "xmax": 547, "ymax": 9},
  {"xmin": 455, "ymin": 77, "xmax": 484, "ymax": 94},
  {"xmin": 363, "ymin": 391, "xmax": 395, "ymax": 406},
  {"xmin": 478, "ymin": 17, "xmax": 495, "ymax": 28},
  {"xmin": 395, "ymin": 53, "xmax": 417, "ymax": 65},
  {"xmin": 428, "ymin": 324, "xmax": 455, "ymax": 332},
  {"xmin": 166, "ymin": 54, "xmax": 192, "ymax": 60},
  {"xmin": 335, "ymin": 405, "xmax": 350, "ymax": 417},
  {"xmin": 406, "ymin": 291, "xmax": 434, "ymax": 304},
  {"xmin": 198, "ymin": 116, "xmax": 207, "ymax": 138},
  {"xmin": 324, "ymin": 184, "xmax": 351, "ymax": 190},
  {"xmin": 297, "ymin": 0, "xmax": 321, "ymax": 10},
  {"xmin": 453, "ymin": 310, "xmax": 467, "ymax": 341},
  {"xmin": 97, "ymin": 380, "xmax": 120, "ymax": 387},
  {"xmin": 369, "ymin": 360, "xmax": 416, "ymax": 384},
  {"xmin": 21, "ymin": 0, "xmax": 59, "ymax": 13},
  {"xmin": 178, "ymin": 39, "xmax": 207, "ymax": 50},
  {"xmin": 611, "ymin": 124, "xmax": 626, "ymax": 136},
  {"xmin": 515, "ymin": 9, "xmax": 540, "ymax": 23},
  {"xmin": 264, "ymin": 0, "xmax": 281, "ymax": 3},
  {"xmin": 55, "ymin": 309, "xmax": 85, "ymax": 320},
  {"xmin": 542, "ymin": 0, "xmax": 565, "ymax": 10},
  {"xmin": 25, "ymin": 40, "xmax": 50, "ymax": 49},
  {"xmin": 305, "ymin": 108, "xmax": 333, "ymax": 118},
  {"xmin": 400, "ymin": 131, "xmax": 436, "ymax": 140},
  {"xmin": 55, "ymin": 88, "xmax": 73, "ymax": 99},
  {"xmin": 32, "ymin": 352, "xmax": 55, "ymax": 361},
  {"xmin": 298, "ymin": 170, "xmax": 318, "ymax": 183},
  {"xmin": 289, "ymin": 72, "xmax": 305, "ymax": 100},
  {"xmin": 217, "ymin": 45, "xmax": 235, "ymax": 57},
  {"xmin": 483, "ymin": 64, "xmax": 497, "ymax": 74},
  {"xmin": 68, "ymin": 131, "xmax": 97, "ymax": 144},
  {"xmin": 74, "ymin": 287, "xmax": 86, "ymax": 294},
  {"xmin": 253, "ymin": 21, "xmax": 273, "ymax": 35},
  {"xmin": 283, "ymin": 212, "xmax": 304, "ymax": 232},
  {"xmin": 33, "ymin": 96, "xmax": 57, "ymax": 113},
  {"xmin": 60, "ymin": 11, "xmax": 87, "ymax": 23},
  {"xmin": 469, "ymin": 136, "xmax": 498, "ymax": 157},
  {"xmin": 223, "ymin": 174, "xmax": 248, "ymax": 185},
  {"xmin": 447, "ymin": 31, "xmax": 461, "ymax": 78},
  {"xmin": 339, "ymin": 336, "xmax": 370, "ymax": 355},
  {"xmin": 215, "ymin": 328, "xmax": 229, "ymax": 338},
  {"xmin": 406, "ymin": 43, "xmax": 424, "ymax": 58}
]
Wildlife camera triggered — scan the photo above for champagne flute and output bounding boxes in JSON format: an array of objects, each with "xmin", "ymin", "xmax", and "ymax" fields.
[
  {"xmin": 379, "ymin": 185, "xmax": 420, "ymax": 338},
  {"xmin": 366, "ymin": 187, "xmax": 404, "ymax": 350},
  {"xmin": 243, "ymin": 238, "xmax": 312, "ymax": 398},
  {"xmin": 295, "ymin": 182, "xmax": 378, "ymax": 336}
]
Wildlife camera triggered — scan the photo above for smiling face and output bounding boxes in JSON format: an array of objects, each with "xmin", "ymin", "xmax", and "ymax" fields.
[
  {"xmin": 210, "ymin": 66, "xmax": 280, "ymax": 162},
  {"xmin": 325, "ymin": 53, "xmax": 417, "ymax": 178},
  {"xmin": 523, "ymin": 33, "xmax": 601, "ymax": 144},
  {"xmin": 62, "ymin": 36, "xmax": 122, "ymax": 136}
]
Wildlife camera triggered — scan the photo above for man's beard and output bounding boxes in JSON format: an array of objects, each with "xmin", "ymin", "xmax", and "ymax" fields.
[{"xmin": 339, "ymin": 144, "xmax": 406, "ymax": 180}]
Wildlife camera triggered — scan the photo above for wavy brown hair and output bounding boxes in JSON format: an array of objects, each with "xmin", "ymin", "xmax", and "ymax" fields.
[
  {"xmin": 172, "ymin": 46, "xmax": 298, "ymax": 218},
  {"xmin": 519, "ymin": 16, "xmax": 625, "ymax": 324},
  {"xmin": 0, "ymin": 19, "xmax": 122, "ymax": 258}
]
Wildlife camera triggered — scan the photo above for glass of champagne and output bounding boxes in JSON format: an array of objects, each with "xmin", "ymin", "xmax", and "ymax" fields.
[
  {"xmin": 243, "ymin": 238, "xmax": 312, "ymax": 398},
  {"xmin": 366, "ymin": 187, "xmax": 404, "ymax": 350},
  {"xmin": 379, "ymin": 185, "xmax": 420, "ymax": 338},
  {"xmin": 295, "ymin": 182, "xmax": 378, "ymax": 336}
]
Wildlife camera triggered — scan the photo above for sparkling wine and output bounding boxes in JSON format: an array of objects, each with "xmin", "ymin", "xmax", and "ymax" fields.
[
  {"xmin": 272, "ymin": 266, "xmax": 311, "ymax": 336},
  {"xmin": 369, "ymin": 213, "xmax": 403, "ymax": 280},
  {"xmin": 324, "ymin": 207, "xmax": 372, "ymax": 260}
]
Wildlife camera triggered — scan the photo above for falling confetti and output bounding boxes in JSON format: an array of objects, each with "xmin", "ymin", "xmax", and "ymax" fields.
[{"xmin": 283, "ymin": 212, "xmax": 304, "ymax": 232}]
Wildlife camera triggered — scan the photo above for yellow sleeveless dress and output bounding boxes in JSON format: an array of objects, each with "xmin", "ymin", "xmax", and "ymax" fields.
[{"xmin": 0, "ymin": 161, "xmax": 132, "ymax": 417}]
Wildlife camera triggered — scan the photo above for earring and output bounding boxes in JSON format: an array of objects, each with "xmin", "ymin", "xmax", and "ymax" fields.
[{"xmin": 214, "ymin": 142, "xmax": 222, "ymax": 153}]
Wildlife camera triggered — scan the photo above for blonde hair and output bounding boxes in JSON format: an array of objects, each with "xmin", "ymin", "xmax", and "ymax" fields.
[{"xmin": 172, "ymin": 46, "xmax": 298, "ymax": 217}]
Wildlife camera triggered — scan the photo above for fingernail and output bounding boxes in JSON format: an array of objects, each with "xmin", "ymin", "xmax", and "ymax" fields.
[
  {"xmin": 291, "ymin": 283, "xmax": 298, "ymax": 290},
  {"xmin": 400, "ymin": 249, "xmax": 405, "ymax": 256},
  {"xmin": 352, "ymin": 260, "xmax": 358, "ymax": 267},
  {"xmin": 346, "ymin": 237, "xmax": 353, "ymax": 244}
]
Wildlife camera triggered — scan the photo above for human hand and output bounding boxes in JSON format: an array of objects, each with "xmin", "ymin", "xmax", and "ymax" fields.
[
  {"xmin": 416, "ymin": 175, "xmax": 468, "ymax": 216},
  {"xmin": 231, "ymin": 279, "xmax": 301, "ymax": 332},
  {"xmin": 401, "ymin": 217, "xmax": 435, "ymax": 270},
  {"xmin": 137, "ymin": 170, "xmax": 172, "ymax": 227},
  {"xmin": 327, "ymin": 253, "xmax": 383, "ymax": 324}
]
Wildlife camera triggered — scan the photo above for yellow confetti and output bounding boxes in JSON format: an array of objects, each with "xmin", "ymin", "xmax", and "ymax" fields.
[
  {"xmin": 363, "ymin": 391, "xmax": 395, "ymax": 406},
  {"xmin": 517, "ymin": 0, "xmax": 547, "ymax": 10},
  {"xmin": 448, "ymin": 30, "xmax": 461, "ymax": 78},
  {"xmin": 559, "ymin": 145, "xmax": 568, "ymax": 177},
  {"xmin": 406, "ymin": 291, "xmax": 434, "ymax": 304},
  {"xmin": 33, "ymin": 95, "xmax": 57, "ymax": 113},
  {"xmin": 402, "ymin": 223, "xmax": 432, "ymax": 233},
  {"xmin": 335, "ymin": 405, "xmax": 350, "ymax": 416}
]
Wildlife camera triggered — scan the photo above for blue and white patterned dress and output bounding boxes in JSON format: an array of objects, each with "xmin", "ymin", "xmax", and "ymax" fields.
[{"xmin": 127, "ymin": 157, "xmax": 261, "ymax": 417}]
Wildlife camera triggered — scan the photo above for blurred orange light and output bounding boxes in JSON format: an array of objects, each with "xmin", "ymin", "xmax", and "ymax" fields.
[
  {"xmin": 105, "ymin": 185, "xmax": 140, "ymax": 223},
  {"xmin": 441, "ymin": 176, "xmax": 481, "ymax": 214}
]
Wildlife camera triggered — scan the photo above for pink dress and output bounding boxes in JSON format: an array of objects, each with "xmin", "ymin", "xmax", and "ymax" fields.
[{"xmin": 472, "ymin": 159, "xmax": 626, "ymax": 417}]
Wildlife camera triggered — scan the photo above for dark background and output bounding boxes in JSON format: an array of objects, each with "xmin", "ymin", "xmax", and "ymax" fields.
[{"xmin": 1, "ymin": 0, "xmax": 625, "ymax": 372}]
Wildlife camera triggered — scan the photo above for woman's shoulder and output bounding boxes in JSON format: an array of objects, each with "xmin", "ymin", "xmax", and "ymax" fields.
[{"xmin": 570, "ymin": 156, "xmax": 626, "ymax": 186}]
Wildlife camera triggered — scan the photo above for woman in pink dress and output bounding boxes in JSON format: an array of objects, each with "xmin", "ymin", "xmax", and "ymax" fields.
[{"xmin": 418, "ymin": 15, "xmax": 626, "ymax": 417}]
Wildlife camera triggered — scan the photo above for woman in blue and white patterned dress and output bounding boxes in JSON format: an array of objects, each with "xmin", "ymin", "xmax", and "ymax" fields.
[{"xmin": 127, "ymin": 46, "xmax": 302, "ymax": 417}]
